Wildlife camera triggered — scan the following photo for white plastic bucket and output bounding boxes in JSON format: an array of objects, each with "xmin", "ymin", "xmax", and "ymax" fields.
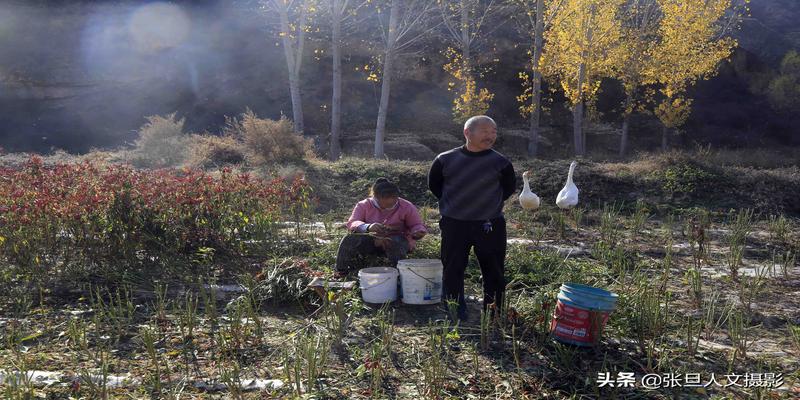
[
  {"xmin": 397, "ymin": 259, "xmax": 443, "ymax": 304},
  {"xmin": 358, "ymin": 267, "xmax": 399, "ymax": 303}
]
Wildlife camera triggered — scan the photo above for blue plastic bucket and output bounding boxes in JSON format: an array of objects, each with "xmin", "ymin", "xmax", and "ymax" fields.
[{"xmin": 550, "ymin": 283, "xmax": 618, "ymax": 346}]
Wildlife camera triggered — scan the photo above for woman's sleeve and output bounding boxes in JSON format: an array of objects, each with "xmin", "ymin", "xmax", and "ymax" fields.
[
  {"xmin": 346, "ymin": 202, "xmax": 368, "ymax": 232},
  {"xmin": 405, "ymin": 204, "xmax": 427, "ymax": 233}
]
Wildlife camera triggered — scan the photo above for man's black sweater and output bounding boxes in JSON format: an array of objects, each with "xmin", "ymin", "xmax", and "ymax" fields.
[{"xmin": 428, "ymin": 146, "xmax": 516, "ymax": 221}]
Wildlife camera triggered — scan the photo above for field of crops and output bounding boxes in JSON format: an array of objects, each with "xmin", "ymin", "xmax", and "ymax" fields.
[{"xmin": 1, "ymin": 155, "xmax": 798, "ymax": 399}]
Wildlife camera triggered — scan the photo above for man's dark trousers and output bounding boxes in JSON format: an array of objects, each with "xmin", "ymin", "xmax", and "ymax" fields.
[{"xmin": 439, "ymin": 215, "xmax": 507, "ymax": 314}]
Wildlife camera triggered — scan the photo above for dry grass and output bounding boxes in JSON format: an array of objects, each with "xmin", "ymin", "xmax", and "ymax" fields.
[
  {"xmin": 225, "ymin": 110, "xmax": 312, "ymax": 166},
  {"xmin": 186, "ymin": 134, "xmax": 246, "ymax": 169},
  {"xmin": 130, "ymin": 113, "xmax": 190, "ymax": 168},
  {"xmin": 694, "ymin": 146, "xmax": 800, "ymax": 169},
  {"xmin": 596, "ymin": 147, "xmax": 800, "ymax": 177}
]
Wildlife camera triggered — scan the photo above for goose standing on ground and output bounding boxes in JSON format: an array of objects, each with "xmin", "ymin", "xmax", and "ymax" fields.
[
  {"xmin": 556, "ymin": 161, "xmax": 579, "ymax": 209},
  {"xmin": 519, "ymin": 171, "xmax": 540, "ymax": 210}
]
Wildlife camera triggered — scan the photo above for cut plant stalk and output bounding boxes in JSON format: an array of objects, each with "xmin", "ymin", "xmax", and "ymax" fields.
[
  {"xmin": 767, "ymin": 214, "xmax": 789, "ymax": 243},
  {"xmin": 419, "ymin": 321, "xmax": 450, "ymax": 399},
  {"xmin": 726, "ymin": 209, "xmax": 754, "ymax": 281},
  {"xmin": 480, "ymin": 308, "xmax": 491, "ymax": 352},
  {"xmin": 684, "ymin": 316, "xmax": 703, "ymax": 358},
  {"xmin": 219, "ymin": 360, "xmax": 244, "ymax": 399},
  {"xmin": 572, "ymin": 207, "xmax": 585, "ymax": 230},
  {"xmin": 176, "ymin": 292, "xmax": 199, "ymax": 375},
  {"xmin": 727, "ymin": 308, "xmax": 754, "ymax": 366},
  {"xmin": 686, "ymin": 266, "xmax": 703, "ymax": 310},
  {"xmin": 790, "ymin": 323, "xmax": 800, "ymax": 354},
  {"xmin": 703, "ymin": 292, "xmax": 732, "ymax": 341},
  {"xmin": 738, "ymin": 263, "xmax": 767, "ymax": 317},
  {"xmin": 630, "ymin": 200, "xmax": 650, "ymax": 234},
  {"xmin": 140, "ymin": 325, "xmax": 163, "ymax": 394},
  {"xmin": 600, "ymin": 203, "xmax": 622, "ymax": 247}
]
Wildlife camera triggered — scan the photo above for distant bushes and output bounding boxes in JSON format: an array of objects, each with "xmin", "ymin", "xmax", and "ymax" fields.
[
  {"xmin": 767, "ymin": 51, "xmax": 800, "ymax": 113},
  {"xmin": 224, "ymin": 109, "xmax": 312, "ymax": 166},
  {"xmin": 131, "ymin": 113, "xmax": 189, "ymax": 167},
  {"xmin": 133, "ymin": 110, "xmax": 311, "ymax": 169},
  {"xmin": 187, "ymin": 134, "xmax": 246, "ymax": 169}
]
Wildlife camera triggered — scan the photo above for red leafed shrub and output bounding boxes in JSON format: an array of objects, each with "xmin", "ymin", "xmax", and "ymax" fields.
[{"xmin": 0, "ymin": 156, "xmax": 312, "ymax": 287}]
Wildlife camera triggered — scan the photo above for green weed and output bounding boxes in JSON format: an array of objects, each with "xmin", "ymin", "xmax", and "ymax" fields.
[
  {"xmin": 630, "ymin": 200, "xmax": 650, "ymax": 234},
  {"xmin": 67, "ymin": 318, "xmax": 89, "ymax": 353},
  {"xmin": 726, "ymin": 209, "xmax": 754, "ymax": 281},
  {"xmin": 684, "ymin": 316, "xmax": 703, "ymax": 358},
  {"xmin": 2, "ymin": 358, "xmax": 35, "ymax": 400},
  {"xmin": 78, "ymin": 346, "xmax": 111, "ymax": 400},
  {"xmin": 572, "ymin": 207, "xmax": 585, "ymax": 230},
  {"xmin": 418, "ymin": 321, "xmax": 452, "ymax": 399},
  {"xmin": 283, "ymin": 330, "xmax": 330, "ymax": 396},
  {"xmin": 550, "ymin": 211, "xmax": 567, "ymax": 240},
  {"xmin": 790, "ymin": 323, "xmax": 800, "ymax": 354},
  {"xmin": 727, "ymin": 309, "xmax": 754, "ymax": 366},
  {"xmin": 90, "ymin": 285, "xmax": 136, "ymax": 342},
  {"xmin": 738, "ymin": 263, "xmax": 768, "ymax": 316},
  {"xmin": 550, "ymin": 341, "xmax": 577, "ymax": 372},
  {"xmin": 140, "ymin": 325, "xmax": 164, "ymax": 394},
  {"xmin": 767, "ymin": 214, "xmax": 790, "ymax": 243},
  {"xmin": 702, "ymin": 292, "xmax": 732, "ymax": 341},
  {"xmin": 777, "ymin": 249, "xmax": 796, "ymax": 279},
  {"xmin": 219, "ymin": 360, "xmax": 244, "ymax": 399},
  {"xmin": 629, "ymin": 282, "xmax": 672, "ymax": 368},
  {"xmin": 685, "ymin": 266, "xmax": 703, "ymax": 310},
  {"xmin": 600, "ymin": 203, "xmax": 622, "ymax": 247}
]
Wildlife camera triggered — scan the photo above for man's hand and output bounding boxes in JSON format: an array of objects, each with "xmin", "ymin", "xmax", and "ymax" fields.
[{"xmin": 411, "ymin": 231, "xmax": 426, "ymax": 240}]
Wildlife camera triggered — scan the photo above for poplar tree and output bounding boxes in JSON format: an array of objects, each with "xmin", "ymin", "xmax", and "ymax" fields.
[
  {"xmin": 259, "ymin": 0, "xmax": 318, "ymax": 134},
  {"xmin": 541, "ymin": 0, "xmax": 624, "ymax": 156},
  {"xmin": 650, "ymin": 0, "xmax": 739, "ymax": 150},
  {"xmin": 514, "ymin": 0, "xmax": 566, "ymax": 157}
]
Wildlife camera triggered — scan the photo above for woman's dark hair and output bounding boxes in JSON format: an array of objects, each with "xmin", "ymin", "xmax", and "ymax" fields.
[{"xmin": 370, "ymin": 177, "xmax": 400, "ymax": 198}]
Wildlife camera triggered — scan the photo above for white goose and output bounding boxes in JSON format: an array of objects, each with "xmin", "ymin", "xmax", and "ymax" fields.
[
  {"xmin": 556, "ymin": 161, "xmax": 579, "ymax": 209},
  {"xmin": 519, "ymin": 171, "xmax": 540, "ymax": 210}
]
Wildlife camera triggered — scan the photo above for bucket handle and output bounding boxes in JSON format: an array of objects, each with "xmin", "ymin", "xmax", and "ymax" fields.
[
  {"xmin": 403, "ymin": 267, "xmax": 439, "ymax": 286},
  {"xmin": 361, "ymin": 277, "xmax": 394, "ymax": 291}
]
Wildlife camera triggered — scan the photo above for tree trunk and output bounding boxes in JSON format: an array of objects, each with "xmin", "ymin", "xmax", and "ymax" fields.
[
  {"xmin": 374, "ymin": 0, "xmax": 401, "ymax": 159},
  {"xmin": 574, "ymin": 59, "xmax": 586, "ymax": 156},
  {"xmin": 527, "ymin": 0, "xmax": 544, "ymax": 158},
  {"xmin": 456, "ymin": 0, "xmax": 471, "ymax": 112},
  {"xmin": 620, "ymin": 113, "xmax": 630, "ymax": 157},
  {"xmin": 460, "ymin": 0, "xmax": 470, "ymax": 72},
  {"xmin": 619, "ymin": 92, "xmax": 633, "ymax": 157},
  {"xmin": 278, "ymin": 2, "xmax": 306, "ymax": 133},
  {"xmin": 572, "ymin": 4, "xmax": 596, "ymax": 157},
  {"xmin": 330, "ymin": 0, "xmax": 343, "ymax": 160},
  {"xmin": 573, "ymin": 100, "xmax": 585, "ymax": 156},
  {"xmin": 661, "ymin": 125, "xmax": 669, "ymax": 151},
  {"xmin": 572, "ymin": 4, "xmax": 595, "ymax": 157}
]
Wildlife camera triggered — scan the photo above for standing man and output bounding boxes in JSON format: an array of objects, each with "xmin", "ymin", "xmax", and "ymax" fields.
[{"xmin": 428, "ymin": 115, "xmax": 516, "ymax": 320}]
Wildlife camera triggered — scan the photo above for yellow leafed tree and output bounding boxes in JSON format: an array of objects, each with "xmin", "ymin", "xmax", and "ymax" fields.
[
  {"xmin": 437, "ymin": 0, "xmax": 507, "ymax": 124},
  {"xmin": 608, "ymin": 0, "xmax": 661, "ymax": 157},
  {"xmin": 443, "ymin": 48, "xmax": 494, "ymax": 123},
  {"xmin": 648, "ymin": 0, "xmax": 740, "ymax": 150},
  {"xmin": 541, "ymin": 0, "xmax": 625, "ymax": 156},
  {"xmin": 514, "ymin": 0, "xmax": 563, "ymax": 158}
]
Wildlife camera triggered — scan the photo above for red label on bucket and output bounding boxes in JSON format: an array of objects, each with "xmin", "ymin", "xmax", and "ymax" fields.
[{"xmin": 550, "ymin": 299, "xmax": 610, "ymax": 344}]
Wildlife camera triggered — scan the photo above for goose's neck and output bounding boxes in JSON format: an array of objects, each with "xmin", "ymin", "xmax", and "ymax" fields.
[
  {"xmin": 522, "ymin": 174, "xmax": 530, "ymax": 189},
  {"xmin": 567, "ymin": 163, "xmax": 576, "ymax": 183}
]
